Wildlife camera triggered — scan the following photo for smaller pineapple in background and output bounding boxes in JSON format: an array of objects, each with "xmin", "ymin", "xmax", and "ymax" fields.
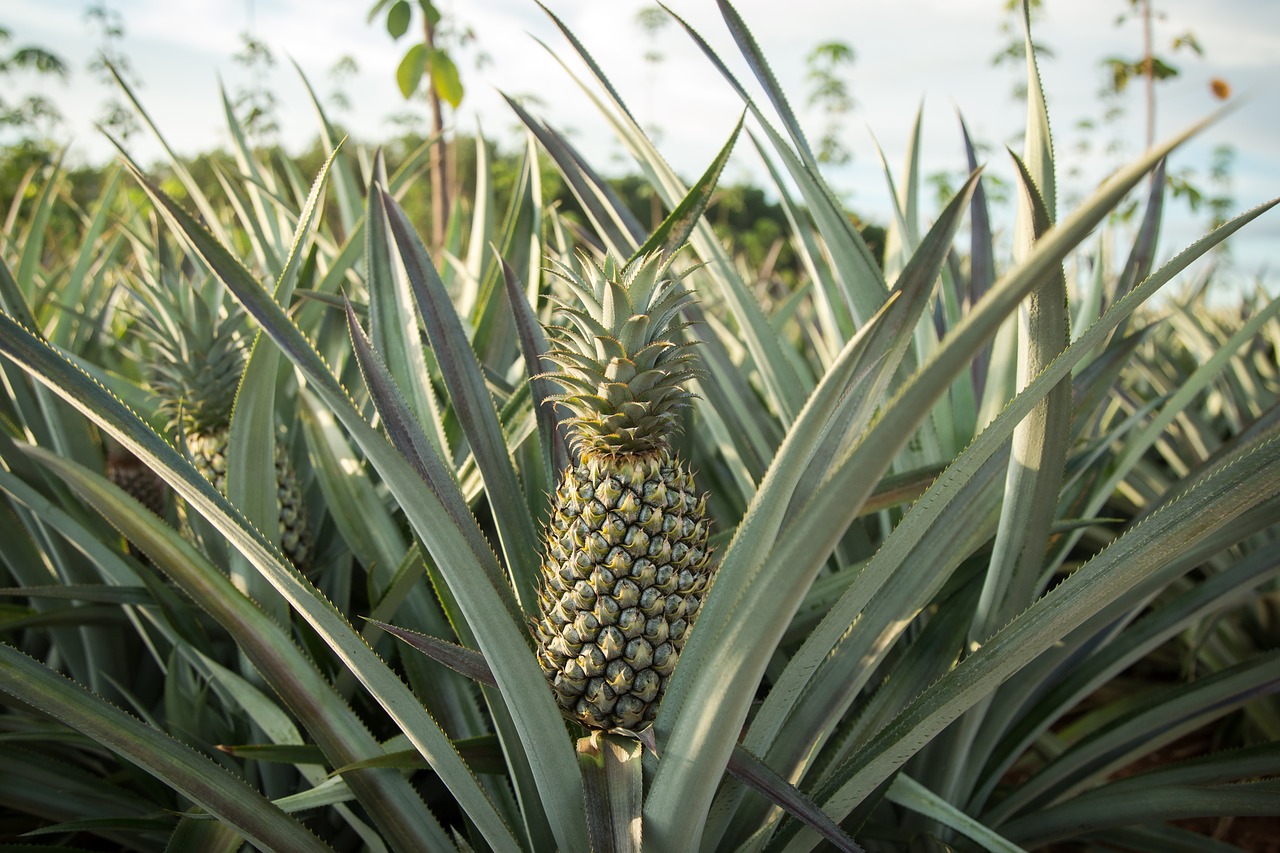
[
  {"xmin": 105, "ymin": 439, "xmax": 168, "ymax": 517},
  {"xmin": 130, "ymin": 275, "xmax": 312, "ymax": 570},
  {"xmin": 533, "ymin": 250, "xmax": 714, "ymax": 731}
]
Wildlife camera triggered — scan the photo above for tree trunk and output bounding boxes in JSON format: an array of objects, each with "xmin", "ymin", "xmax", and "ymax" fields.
[{"xmin": 424, "ymin": 12, "xmax": 449, "ymax": 250}]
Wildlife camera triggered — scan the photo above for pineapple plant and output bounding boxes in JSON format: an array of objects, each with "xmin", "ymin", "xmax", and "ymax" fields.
[
  {"xmin": 130, "ymin": 273, "xmax": 312, "ymax": 571},
  {"xmin": 533, "ymin": 251, "xmax": 714, "ymax": 730}
]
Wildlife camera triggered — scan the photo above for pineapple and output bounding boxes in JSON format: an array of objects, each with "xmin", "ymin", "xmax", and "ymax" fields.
[
  {"xmin": 105, "ymin": 440, "xmax": 168, "ymax": 518},
  {"xmin": 533, "ymin": 251, "xmax": 714, "ymax": 731},
  {"xmin": 131, "ymin": 276, "xmax": 312, "ymax": 571}
]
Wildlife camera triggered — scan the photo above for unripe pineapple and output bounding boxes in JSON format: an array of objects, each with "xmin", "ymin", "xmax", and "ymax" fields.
[
  {"xmin": 533, "ymin": 251, "xmax": 713, "ymax": 731},
  {"xmin": 105, "ymin": 441, "xmax": 168, "ymax": 517},
  {"xmin": 130, "ymin": 276, "xmax": 312, "ymax": 571}
]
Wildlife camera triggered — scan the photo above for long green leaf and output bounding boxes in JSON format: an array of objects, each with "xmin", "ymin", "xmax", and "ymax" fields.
[
  {"xmin": 14, "ymin": 148, "xmax": 65, "ymax": 303},
  {"xmin": 227, "ymin": 145, "xmax": 339, "ymax": 617},
  {"xmin": 667, "ymin": 2, "xmax": 888, "ymax": 328},
  {"xmin": 503, "ymin": 93, "xmax": 644, "ymax": 257},
  {"xmin": 48, "ymin": 167, "xmax": 124, "ymax": 350},
  {"xmin": 368, "ymin": 169, "xmax": 449, "ymax": 455},
  {"xmin": 987, "ymin": 653, "xmax": 1280, "ymax": 824},
  {"xmin": 381, "ymin": 187, "xmax": 544, "ymax": 614},
  {"xmin": 105, "ymin": 64, "xmax": 229, "ymax": 247},
  {"xmin": 643, "ymin": 298, "xmax": 906, "ymax": 848},
  {"xmin": 886, "ymin": 775, "xmax": 1026, "ymax": 853},
  {"xmin": 534, "ymin": 5, "xmax": 814, "ymax": 420},
  {"xmin": 290, "ymin": 58, "xmax": 362, "ymax": 236},
  {"xmin": 26, "ymin": 446, "xmax": 457, "ymax": 852},
  {"xmin": 1002, "ymin": 777, "xmax": 1280, "ymax": 848},
  {"xmin": 783, "ymin": 434, "xmax": 1280, "ymax": 850},
  {"xmin": 971, "ymin": 525, "xmax": 1280, "ymax": 811},
  {"xmin": 970, "ymin": 151, "xmax": 1070, "ymax": 640},
  {"xmin": 634, "ymin": 111, "xmax": 744, "ymax": 262},
  {"xmin": 0, "ymin": 644, "xmax": 331, "ymax": 853},
  {"xmin": 935, "ymin": 146, "xmax": 1074, "ymax": 808},
  {"xmin": 501, "ymin": 259, "xmax": 569, "ymax": 481},
  {"xmin": 748, "ymin": 199, "xmax": 1276, "ymax": 817}
]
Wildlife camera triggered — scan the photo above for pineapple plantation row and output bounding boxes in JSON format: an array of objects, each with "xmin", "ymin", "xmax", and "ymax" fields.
[{"xmin": 2, "ymin": 2, "xmax": 1278, "ymax": 851}]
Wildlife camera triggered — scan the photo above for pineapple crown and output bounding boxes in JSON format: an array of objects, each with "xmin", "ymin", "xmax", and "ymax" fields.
[
  {"xmin": 542, "ymin": 250, "xmax": 702, "ymax": 461},
  {"xmin": 128, "ymin": 272, "xmax": 249, "ymax": 437}
]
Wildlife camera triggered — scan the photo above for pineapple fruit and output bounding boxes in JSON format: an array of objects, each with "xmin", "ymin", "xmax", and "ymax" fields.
[
  {"xmin": 533, "ymin": 251, "xmax": 714, "ymax": 731},
  {"xmin": 131, "ymin": 278, "xmax": 312, "ymax": 570},
  {"xmin": 105, "ymin": 440, "xmax": 168, "ymax": 518}
]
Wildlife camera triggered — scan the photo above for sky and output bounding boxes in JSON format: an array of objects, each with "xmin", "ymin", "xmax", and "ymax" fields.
[{"xmin": 5, "ymin": 0, "xmax": 1279, "ymax": 296}]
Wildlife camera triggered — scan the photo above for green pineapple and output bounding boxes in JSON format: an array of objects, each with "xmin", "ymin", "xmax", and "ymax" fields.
[
  {"xmin": 105, "ymin": 440, "xmax": 168, "ymax": 518},
  {"xmin": 533, "ymin": 251, "xmax": 714, "ymax": 731},
  {"xmin": 132, "ymin": 278, "xmax": 312, "ymax": 571}
]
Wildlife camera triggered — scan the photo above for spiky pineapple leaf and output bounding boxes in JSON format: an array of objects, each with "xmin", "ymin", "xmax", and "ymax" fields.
[
  {"xmin": 380, "ymin": 187, "xmax": 544, "ymax": 614},
  {"xmin": 342, "ymin": 296, "xmax": 519, "ymax": 620},
  {"xmin": 501, "ymin": 258, "xmax": 569, "ymax": 480},
  {"xmin": 878, "ymin": 103, "xmax": 925, "ymax": 282},
  {"xmin": 290, "ymin": 58, "xmax": 362, "ymax": 236},
  {"xmin": 218, "ymin": 743, "xmax": 328, "ymax": 765},
  {"xmin": 469, "ymin": 130, "xmax": 541, "ymax": 379},
  {"xmin": 459, "ymin": 131, "xmax": 495, "ymax": 326},
  {"xmin": 1063, "ymin": 291, "xmax": 1280, "ymax": 547},
  {"xmin": 1017, "ymin": 0, "xmax": 1056, "ymax": 225},
  {"xmin": 0, "ymin": 208, "xmax": 99, "ymax": 476},
  {"xmin": 644, "ymin": 294, "xmax": 910, "ymax": 848},
  {"xmin": 48, "ymin": 167, "xmax": 125, "ymax": 351},
  {"xmin": 783, "ymin": 436, "xmax": 1280, "ymax": 851},
  {"xmin": 217, "ymin": 83, "xmax": 285, "ymax": 272},
  {"xmin": 367, "ymin": 170, "xmax": 449, "ymax": 455},
  {"xmin": 227, "ymin": 144, "xmax": 339, "ymax": 614},
  {"xmin": 502, "ymin": 93, "xmax": 645, "ymax": 257},
  {"xmin": 726, "ymin": 746, "xmax": 863, "ymax": 853},
  {"xmin": 23, "ymin": 445, "xmax": 457, "ymax": 851},
  {"xmin": 365, "ymin": 618, "xmax": 496, "ymax": 686},
  {"xmin": 13, "ymin": 148, "xmax": 65, "ymax": 303},
  {"xmin": 633, "ymin": 111, "xmax": 743, "ymax": 263},
  {"xmin": 342, "ymin": 288, "xmax": 568, "ymax": 850},
  {"xmin": 369, "ymin": 616, "xmax": 866, "ymax": 850},
  {"xmin": 740, "ymin": 198, "xmax": 1277, "ymax": 834},
  {"xmin": 21, "ymin": 817, "xmax": 173, "ymax": 837},
  {"xmin": 103, "ymin": 65, "xmax": 229, "ymax": 248},
  {"xmin": 998, "ymin": 737, "xmax": 1280, "ymax": 849},
  {"xmin": 164, "ymin": 816, "xmax": 247, "ymax": 852},
  {"xmin": 0, "ymin": 644, "xmax": 331, "ymax": 852},
  {"xmin": 750, "ymin": 133, "xmax": 850, "ymax": 351},
  {"xmin": 713, "ymin": 0, "xmax": 814, "ymax": 163},
  {"xmin": 971, "ymin": 148, "xmax": 1071, "ymax": 640},
  {"xmin": 988, "ymin": 653, "xmax": 1280, "ymax": 824},
  {"xmin": 322, "ymin": 736, "xmax": 507, "ymax": 777},
  {"xmin": 973, "ymin": 542, "xmax": 1280, "ymax": 809},
  {"xmin": 791, "ymin": 169, "xmax": 985, "ymax": 514},
  {"xmin": 653, "ymin": 170, "xmax": 982, "ymax": 847},
  {"xmin": 0, "ymin": 584, "xmax": 151, "ymax": 604},
  {"xmin": 664, "ymin": 2, "xmax": 887, "ymax": 328},
  {"xmin": 885, "ymin": 775, "xmax": 1026, "ymax": 853}
]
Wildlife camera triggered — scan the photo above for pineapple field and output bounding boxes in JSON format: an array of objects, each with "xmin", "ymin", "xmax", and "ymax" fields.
[{"xmin": 2, "ymin": 1, "xmax": 1279, "ymax": 851}]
